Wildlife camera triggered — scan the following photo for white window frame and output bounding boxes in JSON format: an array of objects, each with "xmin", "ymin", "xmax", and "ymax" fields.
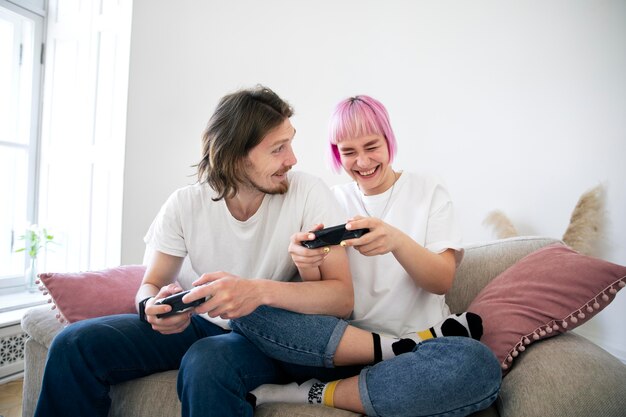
[
  {"xmin": 1, "ymin": 0, "xmax": 132, "ymax": 301},
  {"xmin": 0, "ymin": 0, "xmax": 44, "ymax": 293}
]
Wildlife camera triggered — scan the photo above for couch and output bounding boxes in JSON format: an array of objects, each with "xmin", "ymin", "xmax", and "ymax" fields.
[{"xmin": 21, "ymin": 236, "xmax": 626, "ymax": 417}]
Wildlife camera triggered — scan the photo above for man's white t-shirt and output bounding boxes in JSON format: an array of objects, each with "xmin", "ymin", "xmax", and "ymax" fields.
[
  {"xmin": 332, "ymin": 171, "xmax": 463, "ymax": 338},
  {"xmin": 144, "ymin": 171, "xmax": 343, "ymax": 329}
]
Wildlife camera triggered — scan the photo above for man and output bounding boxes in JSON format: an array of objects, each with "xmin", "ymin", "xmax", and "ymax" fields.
[{"xmin": 34, "ymin": 85, "xmax": 352, "ymax": 417}]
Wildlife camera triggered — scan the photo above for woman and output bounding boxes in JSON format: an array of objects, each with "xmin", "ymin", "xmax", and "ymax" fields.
[{"xmin": 231, "ymin": 95, "xmax": 501, "ymax": 417}]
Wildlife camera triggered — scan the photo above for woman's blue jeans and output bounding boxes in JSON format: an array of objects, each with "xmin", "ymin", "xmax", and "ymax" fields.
[{"xmin": 231, "ymin": 306, "xmax": 502, "ymax": 417}]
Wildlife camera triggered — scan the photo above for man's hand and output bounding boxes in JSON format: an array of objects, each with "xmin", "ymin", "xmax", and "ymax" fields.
[
  {"xmin": 289, "ymin": 223, "xmax": 331, "ymax": 281},
  {"xmin": 191, "ymin": 272, "xmax": 264, "ymax": 320},
  {"xmin": 144, "ymin": 283, "xmax": 194, "ymax": 334}
]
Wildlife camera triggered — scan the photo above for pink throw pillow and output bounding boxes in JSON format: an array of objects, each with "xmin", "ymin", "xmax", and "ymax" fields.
[
  {"xmin": 468, "ymin": 243, "xmax": 626, "ymax": 375},
  {"xmin": 38, "ymin": 265, "xmax": 146, "ymax": 324}
]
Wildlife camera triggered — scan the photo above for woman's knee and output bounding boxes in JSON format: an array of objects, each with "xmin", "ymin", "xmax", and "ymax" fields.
[
  {"xmin": 416, "ymin": 337, "xmax": 501, "ymax": 402},
  {"xmin": 361, "ymin": 338, "xmax": 501, "ymax": 416},
  {"xmin": 452, "ymin": 338, "xmax": 501, "ymax": 387}
]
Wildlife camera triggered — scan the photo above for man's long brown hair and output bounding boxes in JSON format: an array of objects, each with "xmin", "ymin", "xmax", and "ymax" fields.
[{"xmin": 197, "ymin": 85, "xmax": 293, "ymax": 201}]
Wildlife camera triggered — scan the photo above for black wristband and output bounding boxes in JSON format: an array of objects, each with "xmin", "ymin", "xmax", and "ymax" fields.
[
  {"xmin": 372, "ymin": 332, "xmax": 382, "ymax": 363},
  {"xmin": 138, "ymin": 296, "xmax": 153, "ymax": 323}
]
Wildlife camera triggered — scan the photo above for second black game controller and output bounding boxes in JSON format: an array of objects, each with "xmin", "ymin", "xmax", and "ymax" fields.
[
  {"xmin": 301, "ymin": 224, "xmax": 369, "ymax": 249},
  {"xmin": 155, "ymin": 290, "xmax": 206, "ymax": 318}
]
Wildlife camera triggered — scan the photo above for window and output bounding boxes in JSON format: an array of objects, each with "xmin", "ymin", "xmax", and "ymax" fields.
[
  {"xmin": 0, "ymin": 0, "xmax": 43, "ymax": 292},
  {"xmin": 0, "ymin": 0, "xmax": 132, "ymax": 296},
  {"xmin": 38, "ymin": 0, "xmax": 132, "ymax": 274}
]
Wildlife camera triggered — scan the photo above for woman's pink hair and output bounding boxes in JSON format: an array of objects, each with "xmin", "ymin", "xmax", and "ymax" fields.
[{"xmin": 328, "ymin": 95, "xmax": 397, "ymax": 173}]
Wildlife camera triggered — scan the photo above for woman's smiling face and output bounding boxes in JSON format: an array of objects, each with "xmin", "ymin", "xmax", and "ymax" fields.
[{"xmin": 337, "ymin": 134, "xmax": 396, "ymax": 196}]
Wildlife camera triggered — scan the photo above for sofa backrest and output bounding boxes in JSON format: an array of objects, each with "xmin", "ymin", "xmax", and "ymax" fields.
[{"xmin": 446, "ymin": 236, "xmax": 560, "ymax": 313}]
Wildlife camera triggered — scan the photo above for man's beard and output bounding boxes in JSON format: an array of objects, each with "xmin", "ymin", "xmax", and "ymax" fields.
[{"xmin": 242, "ymin": 170, "xmax": 290, "ymax": 195}]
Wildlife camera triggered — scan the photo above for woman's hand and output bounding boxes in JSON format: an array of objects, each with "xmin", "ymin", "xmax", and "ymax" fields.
[
  {"xmin": 342, "ymin": 216, "xmax": 457, "ymax": 294},
  {"xmin": 341, "ymin": 216, "xmax": 400, "ymax": 256}
]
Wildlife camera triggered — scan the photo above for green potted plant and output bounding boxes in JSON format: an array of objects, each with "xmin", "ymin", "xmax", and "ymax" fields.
[{"xmin": 16, "ymin": 224, "xmax": 55, "ymax": 292}]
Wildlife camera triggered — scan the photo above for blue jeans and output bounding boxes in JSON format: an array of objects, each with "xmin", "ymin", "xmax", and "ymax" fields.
[
  {"xmin": 231, "ymin": 306, "xmax": 502, "ymax": 417},
  {"xmin": 34, "ymin": 313, "xmax": 323, "ymax": 417}
]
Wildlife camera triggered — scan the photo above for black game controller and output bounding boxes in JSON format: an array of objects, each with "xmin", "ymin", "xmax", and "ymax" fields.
[
  {"xmin": 155, "ymin": 290, "xmax": 206, "ymax": 318},
  {"xmin": 301, "ymin": 224, "xmax": 370, "ymax": 249}
]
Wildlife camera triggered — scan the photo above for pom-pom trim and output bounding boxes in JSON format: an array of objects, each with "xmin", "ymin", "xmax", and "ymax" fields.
[
  {"xmin": 37, "ymin": 272, "xmax": 69, "ymax": 325},
  {"xmin": 500, "ymin": 275, "xmax": 625, "ymax": 371}
]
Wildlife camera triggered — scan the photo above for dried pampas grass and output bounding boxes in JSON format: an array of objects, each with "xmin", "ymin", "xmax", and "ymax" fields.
[
  {"xmin": 562, "ymin": 184, "xmax": 605, "ymax": 255},
  {"xmin": 482, "ymin": 185, "xmax": 606, "ymax": 256},
  {"xmin": 482, "ymin": 210, "xmax": 519, "ymax": 239}
]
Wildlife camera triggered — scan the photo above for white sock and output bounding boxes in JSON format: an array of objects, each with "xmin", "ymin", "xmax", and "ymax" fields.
[
  {"xmin": 248, "ymin": 379, "xmax": 320, "ymax": 407},
  {"xmin": 248, "ymin": 379, "xmax": 340, "ymax": 408}
]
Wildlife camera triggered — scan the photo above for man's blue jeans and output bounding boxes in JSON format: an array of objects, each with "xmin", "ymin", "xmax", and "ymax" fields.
[
  {"xmin": 34, "ymin": 313, "xmax": 337, "ymax": 417},
  {"xmin": 231, "ymin": 306, "xmax": 502, "ymax": 417}
]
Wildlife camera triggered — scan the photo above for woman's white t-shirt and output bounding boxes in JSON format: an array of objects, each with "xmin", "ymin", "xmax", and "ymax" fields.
[
  {"xmin": 332, "ymin": 172, "xmax": 463, "ymax": 337},
  {"xmin": 144, "ymin": 171, "xmax": 343, "ymax": 329}
]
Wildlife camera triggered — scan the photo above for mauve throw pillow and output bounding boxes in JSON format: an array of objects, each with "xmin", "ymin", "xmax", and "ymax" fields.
[
  {"xmin": 468, "ymin": 243, "xmax": 626, "ymax": 375},
  {"xmin": 38, "ymin": 265, "xmax": 146, "ymax": 324}
]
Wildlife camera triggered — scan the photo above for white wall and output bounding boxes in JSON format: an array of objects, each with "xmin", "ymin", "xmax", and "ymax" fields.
[{"xmin": 123, "ymin": 0, "xmax": 626, "ymax": 360}]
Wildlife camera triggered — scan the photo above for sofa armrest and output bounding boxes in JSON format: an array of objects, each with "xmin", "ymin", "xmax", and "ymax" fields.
[
  {"xmin": 21, "ymin": 305, "xmax": 64, "ymax": 348},
  {"xmin": 447, "ymin": 236, "xmax": 560, "ymax": 313},
  {"xmin": 498, "ymin": 331, "xmax": 626, "ymax": 417},
  {"xmin": 21, "ymin": 306, "xmax": 66, "ymax": 417},
  {"xmin": 22, "ymin": 335, "xmax": 48, "ymax": 417}
]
